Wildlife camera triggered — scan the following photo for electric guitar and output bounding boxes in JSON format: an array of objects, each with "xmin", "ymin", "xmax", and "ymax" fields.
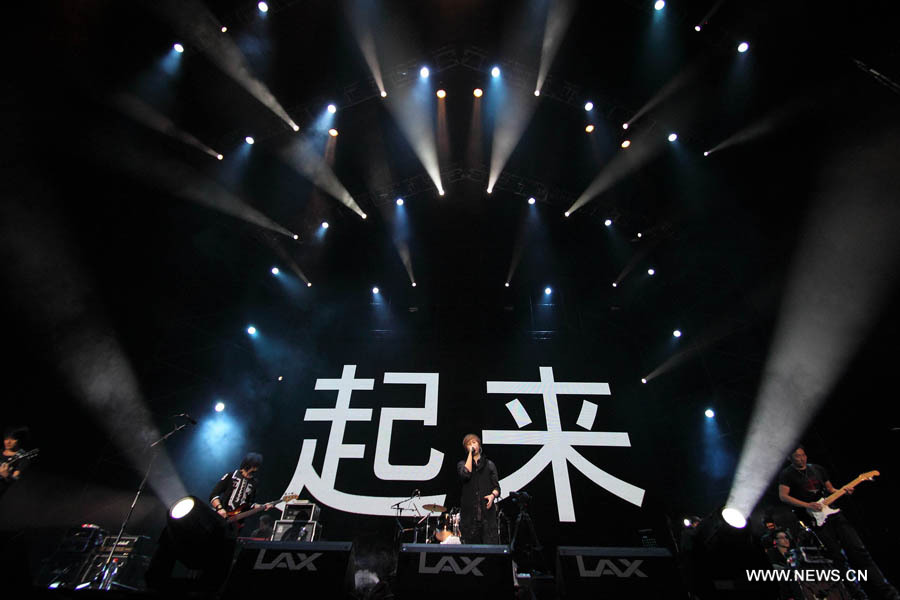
[
  {"xmin": 226, "ymin": 493, "xmax": 298, "ymax": 526},
  {"xmin": 1, "ymin": 448, "xmax": 39, "ymax": 475},
  {"xmin": 806, "ymin": 471, "xmax": 879, "ymax": 526}
]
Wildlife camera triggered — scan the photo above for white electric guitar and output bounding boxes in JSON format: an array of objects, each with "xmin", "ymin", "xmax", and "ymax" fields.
[{"xmin": 806, "ymin": 470, "xmax": 879, "ymax": 526}]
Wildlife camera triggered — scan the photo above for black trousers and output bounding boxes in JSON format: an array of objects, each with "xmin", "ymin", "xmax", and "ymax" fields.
[
  {"xmin": 817, "ymin": 513, "xmax": 898, "ymax": 599},
  {"xmin": 461, "ymin": 517, "xmax": 499, "ymax": 545}
]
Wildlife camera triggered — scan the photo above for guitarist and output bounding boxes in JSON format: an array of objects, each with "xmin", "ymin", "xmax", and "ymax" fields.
[
  {"xmin": 209, "ymin": 452, "xmax": 274, "ymax": 524},
  {"xmin": 0, "ymin": 426, "xmax": 30, "ymax": 500},
  {"xmin": 778, "ymin": 445, "xmax": 899, "ymax": 600}
]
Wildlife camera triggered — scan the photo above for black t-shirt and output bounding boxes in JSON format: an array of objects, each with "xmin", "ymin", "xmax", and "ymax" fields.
[
  {"xmin": 457, "ymin": 455, "xmax": 500, "ymax": 524},
  {"xmin": 0, "ymin": 450, "xmax": 30, "ymax": 498},
  {"xmin": 777, "ymin": 463, "xmax": 830, "ymax": 504}
]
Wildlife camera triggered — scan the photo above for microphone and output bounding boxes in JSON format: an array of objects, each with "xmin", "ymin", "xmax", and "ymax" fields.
[
  {"xmin": 175, "ymin": 413, "xmax": 197, "ymax": 425},
  {"xmin": 413, "ymin": 489, "xmax": 421, "ymax": 497}
]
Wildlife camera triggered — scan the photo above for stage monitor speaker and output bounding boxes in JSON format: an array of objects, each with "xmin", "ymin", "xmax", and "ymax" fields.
[
  {"xmin": 396, "ymin": 543, "xmax": 513, "ymax": 599},
  {"xmin": 281, "ymin": 500, "xmax": 320, "ymax": 522},
  {"xmin": 222, "ymin": 540, "xmax": 352, "ymax": 598},
  {"xmin": 271, "ymin": 519, "xmax": 321, "ymax": 542},
  {"xmin": 556, "ymin": 546, "xmax": 680, "ymax": 598}
]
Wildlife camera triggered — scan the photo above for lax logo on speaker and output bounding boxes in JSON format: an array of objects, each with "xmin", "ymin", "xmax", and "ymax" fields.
[
  {"xmin": 576, "ymin": 556, "xmax": 647, "ymax": 578},
  {"xmin": 253, "ymin": 550, "xmax": 323, "ymax": 571},
  {"xmin": 418, "ymin": 553, "xmax": 485, "ymax": 576}
]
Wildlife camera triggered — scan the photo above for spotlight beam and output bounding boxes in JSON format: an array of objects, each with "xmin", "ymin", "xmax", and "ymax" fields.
[
  {"xmin": 151, "ymin": 0, "xmax": 299, "ymax": 130},
  {"xmin": 488, "ymin": 90, "xmax": 540, "ymax": 192},
  {"xmin": 385, "ymin": 87, "xmax": 444, "ymax": 195},
  {"xmin": 109, "ymin": 93, "xmax": 222, "ymax": 160},
  {"xmin": 345, "ymin": 6, "xmax": 386, "ymax": 96},
  {"xmin": 567, "ymin": 129, "xmax": 666, "ymax": 216},
  {"xmin": 281, "ymin": 135, "xmax": 366, "ymax": 218},
  {"xmin": 625, "ymin": 63, "xmax": 702, "ymax": 130},
  {"xmin": 706, "ymin": 101, "xmax": 805, "ymax": 156},
  {"xmin": 535, "ymin": 0, "xmax": 576, "ymax": 95},
  {"xmin": 726, "ymin": 128, "xmax": 900, "ymax": 519}
]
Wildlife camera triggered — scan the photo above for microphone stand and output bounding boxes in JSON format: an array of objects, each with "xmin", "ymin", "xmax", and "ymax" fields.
[
  {"xmin": 392, "ymin": 491, "xmax": 422, "ymax": 543},
  {"xmin": 97, "ymin": 420, "xmax": 191, "ymax": 590}
]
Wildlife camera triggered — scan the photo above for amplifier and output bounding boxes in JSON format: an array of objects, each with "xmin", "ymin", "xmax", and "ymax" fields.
[
  {"xmin": 58, "ymin": 525, "xmax": 106, "ymax": 553},
  {"xmin": 99, "ymin": 535, "xmax": 153, "ymax": 557},
  {"xmin": 396, "ymin": 544, "xmax": 514, "ymax": 599},
  {"xmin": 222, "ymin": 540, "xmax": 352, "ymax": 598},
  {"xmin": 271, "ymin": 520, "xmax": 322, "ymax": 542},
  {"xmin": 556, "ymin": 546, "xmax": 679, "ymax": 599},
  {"xmin": 282, "ymin": 500, "xmax": 320, "ymax": 522}
]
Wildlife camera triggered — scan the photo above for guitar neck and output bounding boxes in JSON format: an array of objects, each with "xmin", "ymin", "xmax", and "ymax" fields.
[{"xmin": 822, "ymin": 475, "xmax": 867, "ymax": 507}]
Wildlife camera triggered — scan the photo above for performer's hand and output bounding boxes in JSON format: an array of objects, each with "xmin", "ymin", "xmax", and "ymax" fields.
[
  {"xmin": 0, "ymin": 463, "xmax": 9, "ymax": 478},
  {"xmin": 484, "ymin": 494, "xmax": 494, "ymax": 509},
  {"xmin": 843, "ymin": 487, "xmax": 853, "ymax": 495},
  {"xmin": 265, "ymin": 503, "xmax": 275, "ymax": 510},
  {"xmin": 807, "ymin": 502, "xmax": 823, "ymax": 511},
  {"xmin": 217, "ymin": 508, "xmax": 228, "ymax": 518}
]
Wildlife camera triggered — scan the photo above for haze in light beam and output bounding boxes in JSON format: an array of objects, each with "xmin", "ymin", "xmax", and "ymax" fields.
[
  {"xmin": 386, "ymin": 85, "xmax": 444, "ymax": 195},
  {"xmin": 727, "ymin": 127, "xmax": 900, "ymax": 518},
  {"xmin": 282, "ymin": 135, "xmax": 365, "ymax": 218},
  {"xmin": 535, "ymin": 0, "xmax": 575, "ymax": 94},
  {"xmin": 110, "ymin": 93, "xmax": 221, "ymax": 160},
  {"xmin": 489, "ymin": 89, "xmax": 540, "ymax": 191},
  {"xmin": 152, "ymin": 0, "xmax": 299, "ymax": 130}
]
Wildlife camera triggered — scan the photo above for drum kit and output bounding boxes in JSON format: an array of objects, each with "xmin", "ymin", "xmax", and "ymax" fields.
[{"xmin": 396, "ymin": 503, "xmax": 462, "ymax": 544}]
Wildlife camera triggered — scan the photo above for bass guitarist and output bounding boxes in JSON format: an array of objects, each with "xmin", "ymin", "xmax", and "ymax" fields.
[
  {"xmin": 209, "ymin": 453, "xmax": 275, "ymax": 525},
  {"xmin": 778, "ymin": 444, "xmax": 898, "ymax": 600}
]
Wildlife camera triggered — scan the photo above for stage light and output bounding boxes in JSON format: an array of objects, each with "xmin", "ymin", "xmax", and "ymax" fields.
[
  {"xmin": 216, "ymin": 154, "xmax": 223, "ymax": 160},
  {"xmin": 436, "ymin": 89, "xmax": 446, "ymax": 99},
  {"xmin": 738, "ymin": 42, "xmax": 749, "ymax": 53},
  {"xmin": 694, "ymin": 25, "xmax": 701, "ymax": 32},
  {"xmin": 293, "ymin": 234, "xmax": 299, "ymax": 240},
  {"xmin": 473, "ymin": 88, "xmax": 483, "ymax": 98},
  {"xmin": 564, "ymin": 211, "xmax": 570, "ymax": 217},
  {"xmin": 321, "ymin": 221, "xmax": 329, "ymax": 229},
  {"xmin": 361, "ymin": 213, "xmax": 367, "ymax": 219},
  {"xmin": 328, "ymin": 128, "xmax": 338, "ymax": 137},
  {"xmin": 173, "ymin": 43, "xmax": 184, "ymax": 53},
  {"xmin": 622, "ymin": 123, "xmax": 629, "ymax": 130},
  {"xmin": 439, "ymin": 190, "xmax": 445, "ymax": 196},
  {"xmin": 411, "ymin": 282, "xmax": 417, "ymax": 287},
  {"xmin": 420, "ymin": 66, "xmax": 429, "ymax": 79},
  {"xmin": 668, "ymin": 133, "xmax": 678, "ymax": 142},
  {"xmin": 258, "ymin": 2, "xmax": 268, "ymax": 13},
  {"xmin": 654, "ymin": 0, "xmax": 665, "ymax": 10},
  {"xmin": 491, "ymin": 66, "xmax": 500, "ymax": 78},
  {"xmin": 641, "ymin": 377, "xmax": 647, "ymax": 384},
  {"xmin": 585, "ymin": 125, "xmax": 595, "ymax": 133},
  {"xmin": 504, "ymin": 282, "xmax": 510, "ymax": 287},
  {"xmin": 703, "ymin": 151, "xmax": 710, "ymax": 157},
  {"xmin": 637, "ymin": 232, "xmax": 642, "ymax": 238},
  {"xmin": 528, "ymin": 197, "xmax": 536, "ymax": 205},
  {"xmin": 278, "ymin": 376, "xmax": 283, "ymax": 381},
  {"xmin": 486, "ymin": 186, "xmax": 493, "ymax": 194},
  {"xmin": 306, "ymin": 282, "xmax": 312, "ymax": 287},
  {"xmin": 612, "ymin": 282, "xmax": 618, "ymax": 288},
  {"xmin": 705, "ymin": 408, "xmax": 715, "ymax": 418},
  {"xmin": 327, "ymin": 104, "xmax": 337, "ymax": 114},
  {"xmin": 170, "ymin": 497, "xmax": 195, "ymax": 519},
  {"xmin": 396, "ymin": 198, "xmax": 404, "ymax": 206},
  {"xmin": 380, "ymin": 90, "xmax": 387, "ymax": 98},
  {"xmin": 544, "ymin": 287, "xmax": 552, "ymax": 295},
  {"xmin": 215, "ymin": 402, "xmax": 225, "ymax": 412},
  {"xmin": 247, "ymin": 326, "xmax": 257, "ymax": 335},
  {"xmin": 683, "ymin": 518, "xmax": 692, "ymax": 527},
  {"xmin": 673, "ymin": 329, "xmax": 682, "ymax": 338},
  {"xmin": 648, "ymin": 268, "xmax": 655, "ymax": 275},
  {"xmin": 372, "ymin": 287, "xmax": 379, "ymax": 294},
  {"xmin": 245, "ymin": 136, "xmax": 254, "ymax": 145},
  {"xmin": 221, "ymin": 26, "xmax": 228, "ymax": 33},
  {"xmin": 534, "ymin": 90, "xmax": 540, "ymax": 97},
  {"xmin": 604, "ymin": 219, "xmax": 612, "ymax": 226},
  {"xmin": 271, "ymin": 267, "xmax": 279, "ymax": 275},
  {"xmin": 584, "ymin": 101, "xmax": 594, "ymax": 111},
  {"xmin": 621, "ymin": 140, "xmax": 631, "ymax": 148},
  {"xmin": 722, "ymin": 507, "xmax": 747, "ymax": 529}
]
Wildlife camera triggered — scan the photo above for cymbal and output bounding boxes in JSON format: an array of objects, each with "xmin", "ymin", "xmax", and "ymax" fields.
[{"xmin": 422, "ymin": 503, "xmax": 447, "ymax": 513}]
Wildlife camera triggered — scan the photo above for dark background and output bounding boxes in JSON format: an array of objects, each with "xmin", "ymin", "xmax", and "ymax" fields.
[{"xmin": 2, "ymin": 0, "xmax": 899, "ymax": 583}]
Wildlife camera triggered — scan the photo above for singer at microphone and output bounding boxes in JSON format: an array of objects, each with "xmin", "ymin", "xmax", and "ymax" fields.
[{"xmin": 457, "ymin": 433, "xmax": 500, "ymax": 544}]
